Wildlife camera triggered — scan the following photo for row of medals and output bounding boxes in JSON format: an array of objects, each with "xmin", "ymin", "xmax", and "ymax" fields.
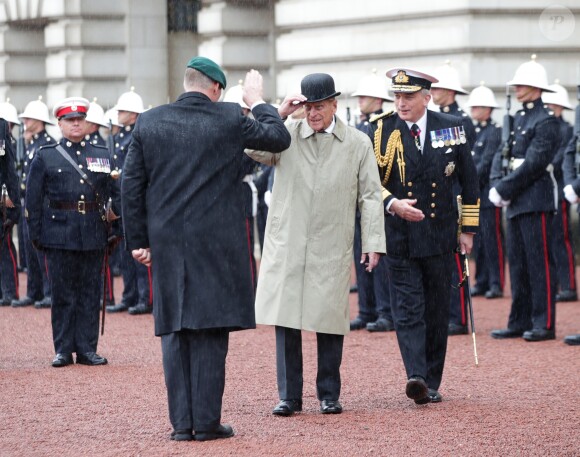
[{"xmin": 429, "ymin": 126, "xmax": 467, "ymax": 149}]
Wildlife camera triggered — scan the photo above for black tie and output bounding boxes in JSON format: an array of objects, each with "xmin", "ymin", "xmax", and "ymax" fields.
[{"xmin": 410, "ymin": 124, "xmax": 421, "ymax": 151}]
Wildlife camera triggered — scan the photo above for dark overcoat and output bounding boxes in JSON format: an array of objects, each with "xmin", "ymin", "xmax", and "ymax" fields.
[{"xmin": 121, "ymin": 92, "xmax": 291, "ymax": 336}]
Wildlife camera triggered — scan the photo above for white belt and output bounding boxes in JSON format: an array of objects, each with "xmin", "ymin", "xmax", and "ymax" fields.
[{"xmin": 243, "ymin": 174, "xmax": 258, "ymax": 217}]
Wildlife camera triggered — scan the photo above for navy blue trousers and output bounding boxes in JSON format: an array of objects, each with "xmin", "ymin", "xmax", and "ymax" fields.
[
  {"xmin": 46, "ymin": 249, "xmax": 104, "ymax": 354},
  {"xmin": 387, "ymin": 252, "xmax": 453, "ymax": 391},
  {"xmin": 0, "ymin": 230, "xmax": 19, "ymax": 300},
  {"xmin": 353, "ymin": 214, "xmax": 393, "ymax": 322},
  {"xmin": 552, "ymin": 199, "xmax": 576, "ymax": 293},
  {"xmin": 161, "ymin": 329, "xmax": 229, "ymax": 432},
  {"xmin": 275, "ymin": 326, "xmax": 343, "ymax": 401},
  {"xmin": 22, "ymin": 208, "xmax": 50, "ymax": 300},
  {"xmin": 506, "ymin": 212, "xmax": 556, "ymax": 331}
]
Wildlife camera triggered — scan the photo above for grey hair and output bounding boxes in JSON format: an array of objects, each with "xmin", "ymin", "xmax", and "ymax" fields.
[
  {"xmin": 183, "ymin": 68, "xmax": 215, "ymax": 92},
  {"xmin": 421, "ymin": 88, "xmax": 431, "ymax": 96}
]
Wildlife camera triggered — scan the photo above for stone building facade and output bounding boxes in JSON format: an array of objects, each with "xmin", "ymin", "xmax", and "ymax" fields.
[{"xmin": 0, "ymin": 0, "xmax": 578, "ymax": 124}]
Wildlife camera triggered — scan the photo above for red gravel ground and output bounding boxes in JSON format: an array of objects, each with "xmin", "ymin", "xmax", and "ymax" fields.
[{"xmin": 1, "ymin": 268, "xmax": 579, "ymax": 457}]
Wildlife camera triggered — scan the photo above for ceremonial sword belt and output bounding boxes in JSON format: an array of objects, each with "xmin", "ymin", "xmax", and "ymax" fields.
[{"xmin": 48, "ymin": 200, "xmax": 100, "ymax": 214}]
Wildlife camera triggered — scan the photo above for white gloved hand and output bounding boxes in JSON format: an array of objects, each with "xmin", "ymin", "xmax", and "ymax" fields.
[
  {"xmin": 564, "ymin": 184, "xmax": 579, "ymax": 204},
  {"xmin": 264, "ymin": 190, "xmax": 272, "ymax": 207},
  {"xmin": 489, "ymin": 187, "xmax": 510, "ymax": 207}
]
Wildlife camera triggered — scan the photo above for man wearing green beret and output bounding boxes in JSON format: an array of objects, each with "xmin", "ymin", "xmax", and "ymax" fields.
[{"xmin": 122, "ymin": 57, "xmax": 290, "ymax": 441}]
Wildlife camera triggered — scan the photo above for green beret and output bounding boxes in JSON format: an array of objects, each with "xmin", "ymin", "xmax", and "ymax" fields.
[{"xmin": 186, "ymin": 56, "xmax": 227, "ymax": 89}]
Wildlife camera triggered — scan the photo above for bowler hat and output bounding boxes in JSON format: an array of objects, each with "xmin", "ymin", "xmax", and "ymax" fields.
[{"xmin": 301, "ymin": 73, "xmax": 341, "ymax": 103}]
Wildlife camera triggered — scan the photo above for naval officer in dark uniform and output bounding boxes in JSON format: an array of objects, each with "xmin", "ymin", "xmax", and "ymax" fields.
[
  {"xmin": 489, "ymin": 56, "xmax": 559, "ymax": 342},
  {"xmin": 26, "ymin": 97, "xmax": 120, "ymax": 367},
  {"xmin": 366, "ymin": 68, "xmax": 479, "ymax": 404}
]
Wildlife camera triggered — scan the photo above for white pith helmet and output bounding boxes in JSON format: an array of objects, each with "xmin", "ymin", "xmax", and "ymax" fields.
[
  {"xmin": 351, "ymin": 69, "xmax": 393, "ymax": 101},
  {"xmin": 19, "ymin": 96, "xmax": 55, "ymax": 124},
  {"xmin": 542, "ymin": 80, "xmax": 573, "ymax": 109},
  {"xmin": 223, "ymin": 80, "xmax": 250, "ymax": 109},
  {"xmin": 115, "ymin": 87, "xmax": 145, "ymax": 113},
  {"xmin": 86, "ymin": 98, "xmax": 109, "ymax": 127},
  {"xmin": 466, "ymin": 82, "xmax": 499, "ymax": 108},
  {"xmin": 507, "ymin": 55, "xmax": 555, "ymax": 92},
  {"xmin": 0, "ymin": 98, "xmax": 21, "ymax": 125},
  {"xmin": 104, "ymin": 108, "xmax": 122, "ymax": 127},
  {"xmin": 431, "ymin": 60, "xmax": 469, "ymax": 95}
]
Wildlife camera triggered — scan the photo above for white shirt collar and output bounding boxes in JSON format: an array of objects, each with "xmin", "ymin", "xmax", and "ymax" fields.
[{"xmin": 321, "ymin": 116, "xmax": 336, "ymax": 134}]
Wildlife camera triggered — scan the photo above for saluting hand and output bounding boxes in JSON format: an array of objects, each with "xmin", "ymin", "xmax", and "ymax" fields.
[
  {"xmin": 278, "ymin": 93, "xmax": 307, "ymax": 119},
  {"xmin": 242, "ymin": 69, "xmax": 265, "ymax": 108},
  {"xmin": 390, "ymin": 198, "xmax": 425, "ymax": 222},
  {"xmin": 132, "ymin": 248, "xmax": 152, "ymax": 267}
]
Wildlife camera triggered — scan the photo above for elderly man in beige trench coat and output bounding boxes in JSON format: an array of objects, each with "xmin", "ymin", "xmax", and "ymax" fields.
[{"xmin": 247, "ymin": 73, "xmax": 386, "ymax": 416}]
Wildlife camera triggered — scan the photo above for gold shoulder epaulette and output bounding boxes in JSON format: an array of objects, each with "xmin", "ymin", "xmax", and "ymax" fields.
[{"xmin": 369, "ymin": 110, "xmax": 395, "ymax": 124}]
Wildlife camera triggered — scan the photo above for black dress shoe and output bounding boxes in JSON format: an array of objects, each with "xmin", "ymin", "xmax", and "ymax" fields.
[
  {"xmin": 194, "ymin": 424, "xmax": 234, "ymax": 441},
  {"xmin": 556, "ymin": 290, "xmax": 578, "ymax": 302},
  {"xmin": 414, "ymin": 388, "xmax": 441, "ymax": 405},
  {"xmin": 564, "ymin": 334, "xmax": 580, "ymax": 346},
  {"xmin": 0, "ymin": 296, "xmax": 15, "ymax": 307},
  {"xmin": 349, "ymin": 285, "xmax": 358, "ymax": 293},
  {"xmin": 350, "ymin": 317, "xmax": 369, "ymax": 331},
  {"xmin": 272, "ymin": 399, "xmax": 302, "ymax": 416},
  {"xmin": 428, "ymin": 388, "xmax": 442, "ymax": 403},
  {"xmin": 320, "ymin": 399, "xmax": 342, "ymax": 414},
  {"xmin": 106, "ymin": 302, "xmax": 130, "ymax": 313},
  {"xmin": 128, "ymin": 303, "xmax": 153, "ymax": 315},
  {"xmin": 490, "ymin": 328, "xmax": 524, "ymax": 339},
  {"xmin": 52, "ymin": 353, "xmax": 74, "ymax": 367},
  {"xmin": 406, "ymin": 376, "xmax": 428, "ymax": 401},
  {"xmin": 366, "ymin": 318, "xmax": 395, "ymax": 332},
  {"xmin": 485, "ymin": 287, "xmax": 503, "ymax": 299},
  {"xmin": 470, "ymin": 285, "xmax": 486, "ymax": 296},
  {"xmin": 448, "ymin": 322, "xmax": 468, "ymax": 335},
  {"xmin": 76, "ymin": 352, "xmax": 108, "ymax": 365},
  {"xmin": 170, "ymin": 429, "xmax": 193, "ymax": 441},
  {"xmin": 34, "ymin": 297, "xmax": 52, "ymax": 309},
  {"xmin": 11, "ymin": 296, "xmax": 35, "ymax": 307},
  {"xmin": 523, "ymin": 328, "xmax": 555, "ymax": 342}
]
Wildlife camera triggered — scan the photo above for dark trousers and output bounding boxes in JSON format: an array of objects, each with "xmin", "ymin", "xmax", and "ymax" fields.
[
  {"xmin": 0, "ymin": 230, "xmax": 19, "ymax": 300},
  {"xmin": 46, "ymin": 249, "xmax": 104, "ymax": 354},
  {"xmin": 353, "ymin": 215, "xmax": 393, "ymax": 322},
  {"xmin": 119, "ymin": 248, "xmax": 152, "ymax": 306},
  {"xmin": 245, "ymin": 217, "xmax": 257, "ymax": 291},
  {"xmin": 387, "ymin": 252, "xmax": 453, "ymax": 391},
  {"xmin": 22, "ymin": 208, "xmax": 50, "ymax": 300},
  {"xmin": 552, "ymin": 199, "xmax": 576, "ymax": 292},
  {"xmin": 449, "ymin": 253, "xmax": 467, "ymax": 326},
  {"xmin": 161, "ymin": 329, "xmax": 229, "ymax": 432},
  {"xmin": 507, "ymin": 212, "xmax": 556, "ymax": 331},
  {"xmin": 275, "ymin": 326, "xmax": 343, "ymax": 401},
  {"xmin": 480, "ymin": 206, "xmax": 506, "ymax": 292}
]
